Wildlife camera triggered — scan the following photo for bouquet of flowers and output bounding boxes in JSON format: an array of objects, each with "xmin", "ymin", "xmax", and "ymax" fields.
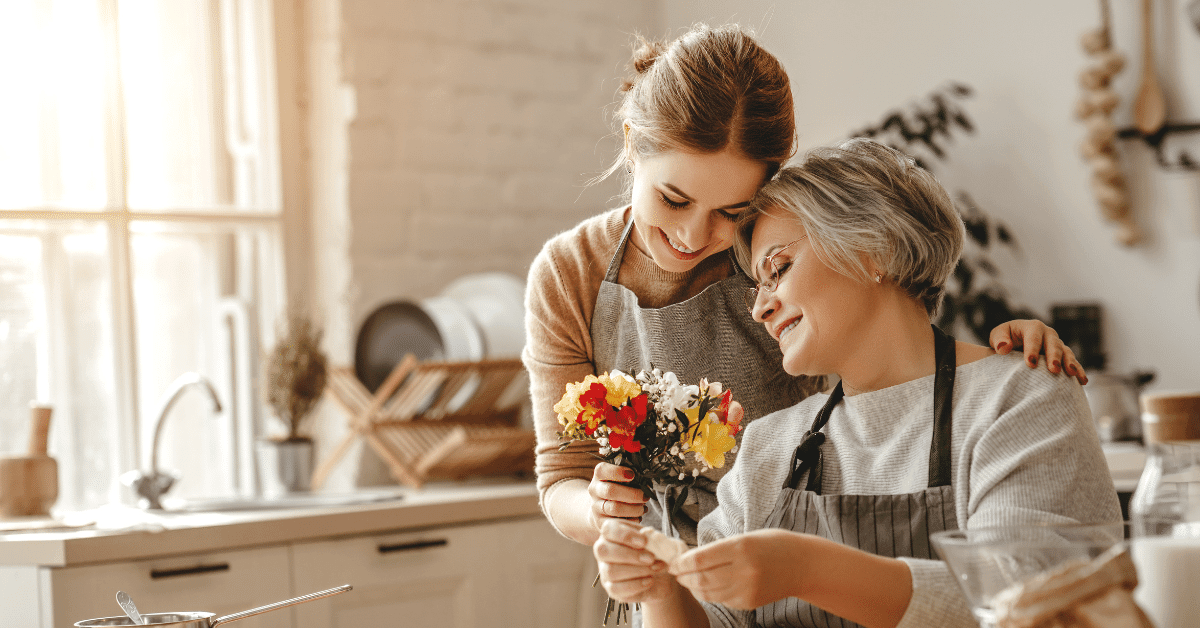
[{"xmin": 554, "ymin": 368, "xmax": 742, "ymax": 510}]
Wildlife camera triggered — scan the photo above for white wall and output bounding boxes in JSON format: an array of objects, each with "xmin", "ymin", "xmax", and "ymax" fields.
[
  {"xmin": 667, "ymin": 0, "xmax": 1200, "ymax": 391},
  {"xmin": 298, "ymin": 0, "xmax": 663, "ymax": 487},
  {"xmin": 309, "ymin": 0, "xmax": 661, "ymax": 368}
]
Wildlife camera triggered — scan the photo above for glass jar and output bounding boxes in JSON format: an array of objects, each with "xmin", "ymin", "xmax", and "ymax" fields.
[{"xmin": 1129, "ymin": 391, "xmax": 1200, "ymax": 628}]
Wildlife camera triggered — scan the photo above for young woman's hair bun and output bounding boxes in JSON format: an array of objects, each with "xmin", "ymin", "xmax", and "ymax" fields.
[{"xmin": 620, "ymin": 38, "xmax": 666, "ymax": 93}]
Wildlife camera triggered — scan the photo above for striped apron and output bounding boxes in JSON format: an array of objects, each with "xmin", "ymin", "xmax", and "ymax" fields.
[
  {"xmin": 750, "ymin": 325, "xmax": 960, "ymax": 628},
  {"xmin": 591, "ymin": 215, "xmax": 813, "ymax": 546}
]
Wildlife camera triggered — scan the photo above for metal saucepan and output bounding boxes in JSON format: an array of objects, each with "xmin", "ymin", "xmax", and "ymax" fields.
[{"xmin": 74, "ymin": 584, "xmax": 352, "ymax": 627}]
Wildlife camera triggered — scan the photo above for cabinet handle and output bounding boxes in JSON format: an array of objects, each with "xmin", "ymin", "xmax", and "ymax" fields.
[
  {"xmin": 150, "ymin": 563, "xmax": 231, "ymax": 579},
  {"xmin": 377, "ymin": 539, "xmax": 448, "ymax": 554}
]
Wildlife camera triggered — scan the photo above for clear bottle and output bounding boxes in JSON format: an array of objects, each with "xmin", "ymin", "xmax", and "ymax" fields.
[{"xmin": 1129, "ymin": 391, "xmax": 1200, "ymax": 628}]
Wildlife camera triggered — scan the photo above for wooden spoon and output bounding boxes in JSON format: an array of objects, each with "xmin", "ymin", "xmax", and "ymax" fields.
[{"xmin": 1133, "ymin": 0, "xmax": 1166, "ymax": 135}]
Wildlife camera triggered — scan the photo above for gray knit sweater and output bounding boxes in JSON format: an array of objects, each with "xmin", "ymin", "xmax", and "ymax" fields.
[{"xmin": 696, "ymin": 352, "xmax": 1123, "ymax": 628}]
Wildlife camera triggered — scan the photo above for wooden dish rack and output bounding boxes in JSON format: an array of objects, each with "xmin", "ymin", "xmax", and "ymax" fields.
[{"xmin": 313, "ymin": 354, "xmax": 534, "ymax": 489}]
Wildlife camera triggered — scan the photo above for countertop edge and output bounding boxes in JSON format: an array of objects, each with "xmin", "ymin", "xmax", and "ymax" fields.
[{"xmin": 1, "ymin": 482, "xmax": 543, "ymax": 568}]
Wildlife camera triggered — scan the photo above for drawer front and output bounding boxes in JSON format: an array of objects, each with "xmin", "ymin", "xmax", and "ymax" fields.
[
  {"xmin": 291, "ymin": 516, "xmax": 598, "ymax": 628},
  {"xmin": 292, "ymin": 521, "xmax": 492, "ymax": 628},
  {"xmin": 49, "ymin": 545, "xmax": 293, "ymax": 628}
]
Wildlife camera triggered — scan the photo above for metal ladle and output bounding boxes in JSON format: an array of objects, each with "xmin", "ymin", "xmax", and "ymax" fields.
[{"xmin": 116, "ymin": 591, "xmax": 145, "ymax": 625}]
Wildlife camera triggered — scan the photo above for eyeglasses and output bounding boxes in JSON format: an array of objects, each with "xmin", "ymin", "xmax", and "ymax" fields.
[{"xmin": 744, "ymin": 236, "xmax": 807, "ymax": 313}]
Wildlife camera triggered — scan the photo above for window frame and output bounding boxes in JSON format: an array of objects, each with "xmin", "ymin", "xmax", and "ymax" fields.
[{"xmin": 0, "ymin": 0, "xmax": 305, "ymax": 508}]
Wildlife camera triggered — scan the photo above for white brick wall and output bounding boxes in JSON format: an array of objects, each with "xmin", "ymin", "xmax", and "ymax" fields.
[
  {"xmin": 301, "ymin": 0, "xmax": 662, "ymax": 489},
  {"xmin": 331, "ymin": 0, "xmax": 662, "ymax": 326}
]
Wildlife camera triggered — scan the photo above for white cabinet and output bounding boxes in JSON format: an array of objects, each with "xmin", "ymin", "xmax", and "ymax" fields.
[
  {"xmin": 2, "ymin": 512, "xmax": 601, "ymax": 628},
  {"xmin": 46, "ymin": 545, "xmax": 293, "ymax": 627},
  {"xmin": 291, "ymin": 516, "xmax": 600, "ymax": 628}
]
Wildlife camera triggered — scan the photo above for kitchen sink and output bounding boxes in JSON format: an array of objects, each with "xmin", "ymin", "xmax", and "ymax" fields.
[{"xmin": 162, "ymin": 489, "xmax": 406, "ymax": 513}]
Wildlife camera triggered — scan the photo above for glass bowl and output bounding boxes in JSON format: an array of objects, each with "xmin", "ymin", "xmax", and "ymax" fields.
[{"xmin": 931, "ymin": 523, "xmax": 1126, "ymax": 628}]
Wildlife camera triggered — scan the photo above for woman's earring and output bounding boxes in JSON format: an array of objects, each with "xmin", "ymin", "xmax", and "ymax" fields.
[{"xmin": 875, "ymin": 273, "xmax": 883, "ymax": 284}]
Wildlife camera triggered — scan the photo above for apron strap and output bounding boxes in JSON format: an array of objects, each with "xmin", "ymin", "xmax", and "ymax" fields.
[
  {"xmin": 783, "ymin": 381, "xmax": 843, "ymax": 491},
  {"xmin": 784, "ymin": 324, "xmax": 958, "ymax": 493},
  {"xmin": 928, "ymin": 324, "xmax": 956, "ymax": 488},
  {"xmin": 603, "ymin": 213, "xmax": 637, "ymax": 283}
]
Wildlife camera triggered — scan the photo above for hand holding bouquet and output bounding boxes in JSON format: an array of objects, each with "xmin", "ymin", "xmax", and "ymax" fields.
[{"xmin": 554, "ymin": 368, "xmax": 742, "ymax": 506}]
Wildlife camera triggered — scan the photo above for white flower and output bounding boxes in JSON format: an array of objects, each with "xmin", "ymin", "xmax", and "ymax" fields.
[
  {"xmin": 706, "ymin": 381, "xmax": 722, "ymax": 397},
  {"xmin": 692, "ymin": 468, "xmax": 701, "ymax": 477},
  {"xmin": 678, "ymin": 472, "xmax": 686, "ymax": 480},
  {"xmin": 669, "ymin": 446, "xmax": 679, "ymax": 456},
  {"xmin": 608, "ymin": 370, "xmax": 637, "ymax": 386},
  {"xmin": 667, "ymin": 422, "xmax": 676, "ymax": 432}
]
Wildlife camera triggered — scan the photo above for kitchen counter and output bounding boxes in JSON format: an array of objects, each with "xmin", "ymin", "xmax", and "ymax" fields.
[
  {"xmin": 0, "ymin": 478, "xmax": 540, "ymax": 568},
  {"xmin": 1102, "ymin": 441, "xmax": 1147, "ymax": 493}
]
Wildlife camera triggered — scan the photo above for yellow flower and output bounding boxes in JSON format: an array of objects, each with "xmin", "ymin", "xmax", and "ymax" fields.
[
  {"xmin": 553, "ymin": 378, "xmax": 592, "ymax": 427},
  {"xmin": 688, "ymin": 412, "xmax": 737, "ymax": 469},
  {"xmin": 597, "ymin": 371, "xmax": 641, "ymax": 407},
  {"xmin": 681, "ymin": 405, "xmax": 701, "ymax": 428}
]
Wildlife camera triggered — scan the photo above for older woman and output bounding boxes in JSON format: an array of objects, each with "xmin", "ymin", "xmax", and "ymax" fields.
[{"xmin": 592, "ymin": 138, "xmax": 1121, "ymax": 628}]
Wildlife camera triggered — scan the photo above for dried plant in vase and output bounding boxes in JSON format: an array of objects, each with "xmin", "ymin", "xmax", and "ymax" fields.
[
  {"xmin": 260, "ymin": 316, "xmax": 328, "ymax": 495},
  {"xmin": 265, "ymin": 316, "xmax": 328, "ymax": 442}
]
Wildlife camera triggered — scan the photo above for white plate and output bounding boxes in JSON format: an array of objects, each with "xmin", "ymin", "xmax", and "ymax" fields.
[{"xmin": 440, "ymin": 272, "xmax": 526, "ymax": 358}]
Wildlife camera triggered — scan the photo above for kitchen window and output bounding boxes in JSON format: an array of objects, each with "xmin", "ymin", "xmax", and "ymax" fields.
[{"xmin": 0, "ymin": 0, "xmax": 285, "ymax": 510}]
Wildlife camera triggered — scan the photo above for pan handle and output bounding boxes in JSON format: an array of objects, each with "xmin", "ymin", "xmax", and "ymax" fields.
[{"xmin": 209, "ymin": 584, "xmax": 352, "ymax": 627}]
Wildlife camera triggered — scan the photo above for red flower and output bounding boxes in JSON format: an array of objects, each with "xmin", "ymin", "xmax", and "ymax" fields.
[
  {"xmin": 607, "ymin": 393, "xmax": 648, "ymax": 452},
  {"xmin": 714, "ymin": 389, "xmax": 732, "ymax": 419},
  {"xmin": 576, "ymin": 382, "xmax": 612, "ymax": 435},
  {"xmin": 714, "ymin": 389, "xmax": 742, "ymax": 436}
]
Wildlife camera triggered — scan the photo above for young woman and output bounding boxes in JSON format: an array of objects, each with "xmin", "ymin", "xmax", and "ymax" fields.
[
  {"xmin": 523, "ymin": 24, "xmax": 1087, "ymax": 549},
  {"xmin": 591, "ymin": 139, "xmax": 1121, "ymax": 628}
]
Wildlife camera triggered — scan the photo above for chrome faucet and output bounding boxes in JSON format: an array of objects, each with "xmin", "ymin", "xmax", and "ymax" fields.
[{"xmin": 122, "ymin": 372, "xmax": 223, "ymax": 509}]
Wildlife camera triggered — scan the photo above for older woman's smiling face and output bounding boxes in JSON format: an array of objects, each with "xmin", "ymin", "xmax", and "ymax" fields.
[{"xmin": 748, "ymin": 211, "xmax": 879, "ymax": 377}]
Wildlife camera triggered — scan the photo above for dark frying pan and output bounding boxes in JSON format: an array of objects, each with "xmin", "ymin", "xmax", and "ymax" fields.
[{"xmin": 354, "ymin": 301, "xmax": 444, "ymax": 393}]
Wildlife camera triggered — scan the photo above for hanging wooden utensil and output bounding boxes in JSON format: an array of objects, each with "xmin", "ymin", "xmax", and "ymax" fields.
[{"xmin": 1133, "ymin": 0, "xmax": 1167, "ymax": 135}]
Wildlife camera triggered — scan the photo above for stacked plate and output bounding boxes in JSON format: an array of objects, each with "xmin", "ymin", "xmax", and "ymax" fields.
[{"xmin": 354, "ymin": 272, "xmax": 526, "ymax": 394}]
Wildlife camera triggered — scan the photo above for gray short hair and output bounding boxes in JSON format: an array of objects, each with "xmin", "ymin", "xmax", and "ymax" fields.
[{"xmin": 734, "ymin": 138, "xmax": 964, "ymax": 316}]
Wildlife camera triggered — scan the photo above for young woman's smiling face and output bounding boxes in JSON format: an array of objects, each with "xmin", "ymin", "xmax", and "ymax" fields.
[
  {"xmin": 748, "ymin": 211, "xmax": 878, "ymax": 377},
  {"xmin": 628, "ymin": 149, "xmax": 768, "ymax": 273}
]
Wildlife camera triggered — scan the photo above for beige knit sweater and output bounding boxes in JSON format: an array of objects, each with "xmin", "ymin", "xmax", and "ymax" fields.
[{"xmin": 522, "ymin": 207, "xmax": 736, "ymax": 506}]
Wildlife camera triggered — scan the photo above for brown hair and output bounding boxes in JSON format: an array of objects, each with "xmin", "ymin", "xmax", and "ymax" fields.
[
  {"xmin": 603, "ymin": 24, "xmax": 795, "ymax": 184},
  {"xmin": 734, "ymin": 139, "xmax": 964, "ymax": 316}
]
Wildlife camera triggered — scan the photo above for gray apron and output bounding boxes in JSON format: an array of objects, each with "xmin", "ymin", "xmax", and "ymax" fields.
[
  {"xmin": 748, "ymin": 325, "xmax": 960, "ymax": 628},
  {"xmin": 591, "ymin": 215, "xmax": 813, "ymax": 545}
]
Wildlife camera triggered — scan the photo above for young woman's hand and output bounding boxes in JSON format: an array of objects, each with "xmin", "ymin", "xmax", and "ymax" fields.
[
  {"xmin": 989, "ymin": 320, "xmax": 1088, "ymax": 385},
  {"xmin": 588, "ymin": 462, "xmax": 649, "ymax": 532},
  {"xmin": 670, "ymin": 529, "xmax": 804, "ymax": 610},
  {"xmin": 594, "ymin": 519, "xmax": 677, "ymax": 603}
]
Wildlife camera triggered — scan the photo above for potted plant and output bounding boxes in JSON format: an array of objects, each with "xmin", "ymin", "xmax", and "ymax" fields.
[{"xmin": 261, "ymin": 315, "xmax": 328, "ymax": 496}]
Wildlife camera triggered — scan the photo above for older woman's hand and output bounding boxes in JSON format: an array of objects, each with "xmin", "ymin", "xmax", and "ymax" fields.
[
  {"xmin": 594, "ymin": 519, "xmax": 676, "ymax": 603},
  {"xmin": 989, "ymin": 320, "xmax": 1088, "ymax": 385},
  {"xmin": 588, "ymin": 462, "xmax": 649, "ymax": 532},
  {"xmin": 670, "ymin": 528, "xmax": 803, "ymax": 610}
]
